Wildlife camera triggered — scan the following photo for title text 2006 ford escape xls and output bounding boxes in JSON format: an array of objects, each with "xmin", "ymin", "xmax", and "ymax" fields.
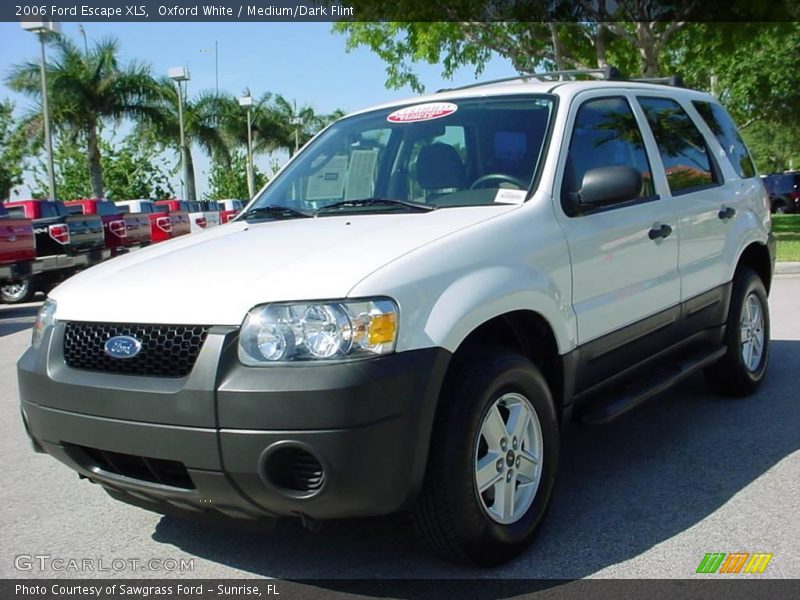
[{"xmin": 19, "ymin": 70, "xmax": 775, "ymax": 565}]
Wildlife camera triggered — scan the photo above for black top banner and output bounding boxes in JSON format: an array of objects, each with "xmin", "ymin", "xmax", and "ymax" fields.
[{"xmin": 4, "ymin": 0, "xmax": 799, "ymax": 22}]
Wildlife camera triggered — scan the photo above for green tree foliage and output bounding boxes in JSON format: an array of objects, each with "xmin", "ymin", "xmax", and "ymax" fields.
[
  {"xmin": 0, "ymin": 101, "xmax": 32, "ymax": 201},
  {"xmin": 31, "ymin": 132, "xmax": 173, "ymax": 200},
  {"xmin": 101, "ymin": 133, "xmax": 174, "ymax": 200},
  {"xmin": 7, "ymin": 35, "xmax": 162, "ymax": 198},
  {"xmin": 31, "ymin": 134, "xmax": 90, "ymax": 199},
  {"xmin": 666, "ymin": 23, "xmax": 800, "ymax": 131},
  {"xmin": 206, "ymin": 150, "xmax": 265, "ymax": 200},
  {"xmin": 333, "ymin": 7, "xmax": 798, "ymax": 98},
  {"xmin": 742, "ymin": 121, "xmax": 799, "ymax": 174}
]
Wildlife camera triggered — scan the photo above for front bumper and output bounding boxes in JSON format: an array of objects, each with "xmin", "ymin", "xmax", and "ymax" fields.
[{"xmin": 18, "ymin": 323, "xmax": 450, "ymax": 521}]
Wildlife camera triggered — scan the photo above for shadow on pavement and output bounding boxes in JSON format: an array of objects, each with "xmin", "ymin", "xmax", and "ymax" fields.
[
  {"xmin": 0, "ymin": 303, "xmax": 40, "ymax": 337},
  {"xmin": 151, "ymin": 340, "xmax": 799, "ymax": 587}
]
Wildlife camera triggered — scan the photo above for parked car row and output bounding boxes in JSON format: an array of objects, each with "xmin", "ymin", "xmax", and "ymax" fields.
[{"xmin": 0, "ymin": 197, "xmax": 245, "ymax": 303}]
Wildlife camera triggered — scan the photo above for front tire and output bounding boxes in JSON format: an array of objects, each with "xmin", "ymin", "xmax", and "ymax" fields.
[
  {"xmin": 411, "ymin": 348, "xmax": 559, "ymax": 565},
  {"xmin": 705, "ymin": 268, "xmax": 770, "ymax": 396}
]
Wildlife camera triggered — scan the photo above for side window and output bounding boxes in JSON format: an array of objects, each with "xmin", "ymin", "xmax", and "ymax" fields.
[
  {"xmin": 563, "ymin": 96, "xmax": 655, "ymax": 214},
  {"xmin": 638, "ymin": 97, "xmax": 719, "ymax": 195},
  {"xmin": 692, "ymin": 101, "xmax": 756, "ymax": 179}
]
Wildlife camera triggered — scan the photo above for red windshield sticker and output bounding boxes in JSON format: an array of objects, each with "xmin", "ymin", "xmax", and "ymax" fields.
[{"xmin": 387, "ymin": 102, "xmax": 458, "ymax": 123}]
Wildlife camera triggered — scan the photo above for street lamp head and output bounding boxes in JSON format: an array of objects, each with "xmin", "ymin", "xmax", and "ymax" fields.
[
  {"xmin": 167, "ymin": 67, "xmax": 191, "ymax": 82},
  {"xmin": 21, "ymin": 21, "xmax": 61, "ymax": 34},
  {"xmin": 238, "ymin": 96, "xmax": 254, "ymax": 107}
]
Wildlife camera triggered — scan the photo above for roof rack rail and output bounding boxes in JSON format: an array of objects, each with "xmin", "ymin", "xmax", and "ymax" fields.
[
  {"xmin": 438, "ymin": 66, "xmax": 686, "ymax": 93},
  {"xmin": 631, "ymin": 75, "xmax": 685, "ymax": 88},
  {"xmin": 439, "ymin": 66, "xmax": 623, "ymax": 92}
]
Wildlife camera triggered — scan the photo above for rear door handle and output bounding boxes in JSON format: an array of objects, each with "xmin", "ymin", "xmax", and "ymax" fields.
[
  {"xmin": 718, "ymin": 206, "xmax": 736, "ymax": 220},
  {"xmin": 648, "ymin": 223, "xmax": 672, "ymax": 240}
]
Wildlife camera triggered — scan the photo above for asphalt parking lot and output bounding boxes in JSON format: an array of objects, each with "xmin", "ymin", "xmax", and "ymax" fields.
[{"xmin": 1, "ymin": 277, "xmax": 798, "ymax": 581}]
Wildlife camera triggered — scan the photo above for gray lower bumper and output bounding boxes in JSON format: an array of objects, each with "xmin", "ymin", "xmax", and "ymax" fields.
[{"xmin": 18, "ymin": 323, "xmax": 450, "ymax": 521}]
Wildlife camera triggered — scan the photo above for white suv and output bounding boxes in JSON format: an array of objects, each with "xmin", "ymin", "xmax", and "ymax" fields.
[{"xmin": 19, "ymin": 71, "xmax": 775, "ymax": 565}]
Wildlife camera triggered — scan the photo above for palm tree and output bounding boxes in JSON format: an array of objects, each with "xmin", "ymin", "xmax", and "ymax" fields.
[
  {"xmin": 142, "ymin": 79, "xmax": 232, "ymax": 201},
  {"xmin": 267, "ymin": 94, "xmax": 344, "ymax": 156},
  {"xmin": 7, "ymin": 35, "xmax": 162, "ymax": 198}
]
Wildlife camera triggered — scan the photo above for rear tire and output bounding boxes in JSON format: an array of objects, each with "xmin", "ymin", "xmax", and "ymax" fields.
[
  {"xmin": 0, "ymin": 279, "xmax": 35, "ymax": 304},
  {"xmin": 411, "ymin": 348, "xmax": 559, "ymax": 565},
  {"xmin": 704, "ymin": 268, "xmax": 770, "ymax": 396}
]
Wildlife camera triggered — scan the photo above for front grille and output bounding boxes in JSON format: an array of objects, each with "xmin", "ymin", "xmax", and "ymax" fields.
[
  {"xmin": 69, "ymin": 444, "xmax": 194, "ymax": 489},
  {"xmin": 63, "ymin": 322, "xmax": 210, "ymax": 378}
]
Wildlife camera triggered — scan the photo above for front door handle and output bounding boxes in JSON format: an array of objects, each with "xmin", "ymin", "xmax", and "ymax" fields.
[
  {"xmin": 648, "ymin": 223, "xmax": 673, "ymax": 241},
  {"xmin": 718, "ymin": 206, "xmax": 736, "ymax": 220}
]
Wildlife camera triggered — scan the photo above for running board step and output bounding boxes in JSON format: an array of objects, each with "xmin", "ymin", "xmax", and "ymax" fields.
[{"xmin": 577, "ymin": 346, "xmax": 727, "ymax": 425}]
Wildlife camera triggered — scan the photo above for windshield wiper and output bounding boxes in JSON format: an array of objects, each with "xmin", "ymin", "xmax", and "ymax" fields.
[
  {"xmin": 316, "ymin": 197, "xmax": 436, "ymax": 213},
  {"xmin": 240, "ymin": 205, "xmax": 314, "ymax": 220}
]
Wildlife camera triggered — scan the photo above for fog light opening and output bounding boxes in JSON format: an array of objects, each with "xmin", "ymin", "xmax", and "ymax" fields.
[{"xmin": 262, "ymin": 446, "xmax": 326, "ymax": 497}]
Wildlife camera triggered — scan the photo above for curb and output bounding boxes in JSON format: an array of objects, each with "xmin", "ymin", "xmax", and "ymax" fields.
[{"xmin": 775, "ymin": 262, "xmax": 800, "ymax": 275}]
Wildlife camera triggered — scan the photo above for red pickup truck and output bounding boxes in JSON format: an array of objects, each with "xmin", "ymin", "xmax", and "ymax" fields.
[
  {"xmin": 115, "ymin": 200, "xmax": 174, "ymax": 243},
  {"xmin": 65, "ymin": 199, "xmax": 151, "ymax": 255},
  {"xmin": 154, "ymin": 200, "xmax": 192, "ymax": 237},
  {"xmin": 0, "ymin": 203, "xmax": 37, "ymax": 288}
]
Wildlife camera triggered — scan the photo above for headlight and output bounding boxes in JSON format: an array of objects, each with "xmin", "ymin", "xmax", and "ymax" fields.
[
  {"xmin": 31, "ymin": 299, "xmax": 57, "ymax": 348},
  {"xmin": 238, "ymin": 298, "xmax": 398, "ymax": 365}
]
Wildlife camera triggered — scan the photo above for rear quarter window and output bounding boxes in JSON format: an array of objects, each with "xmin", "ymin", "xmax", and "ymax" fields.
[{"xmin": 692, "ymin": 101, "xmax": 756, "ymax": 179}]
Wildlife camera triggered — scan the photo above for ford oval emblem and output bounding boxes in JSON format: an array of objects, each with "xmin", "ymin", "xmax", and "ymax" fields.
[{"xmin": 104, "ymin": 335, "xmax": 142, "ymax": 359}]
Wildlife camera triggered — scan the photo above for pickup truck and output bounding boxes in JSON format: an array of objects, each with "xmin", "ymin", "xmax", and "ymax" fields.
[
  {"xmin": 186, "ymin": 201, "xmax": 209, "ymax": 233},
  {"xmin": 153, "ymin": 200, "xmax": 192, "ymax": 238},
  {"xmin": 2, "ymin": 200, "xmax": 108, "ymax": 303},
  {"xmin": 217, "ymin": 199, "xmax": 244, "ymax": 224},
  {"xmin": 0, "ymin": 203, "xmax": 37, "ymax": 287},
  {"xmin": 200, "ymin": 201, "xmax": 222, "ymax": 228},
  {"xmin": 65, "ymin": 199, "xmax": 151, "ymax": 255},
  {"xmin": 115, "ymin": 200, "xmax": 173, "ymax": 243}
]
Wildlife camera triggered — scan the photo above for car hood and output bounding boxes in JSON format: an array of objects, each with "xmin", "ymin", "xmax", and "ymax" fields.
[{"xmin": 51, "ymin": 207, "xmax": 513, "ymax": 325}]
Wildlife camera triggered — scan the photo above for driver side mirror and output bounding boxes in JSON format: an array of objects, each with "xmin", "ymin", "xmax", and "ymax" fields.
[{"xmin": 563, "ymin": 165, "xmax": 643, "ymax": 215}]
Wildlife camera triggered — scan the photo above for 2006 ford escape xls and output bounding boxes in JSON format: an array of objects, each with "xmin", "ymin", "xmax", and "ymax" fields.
[{"xmin": 19, "ymin": 68, "xmax": 776, "ymax": 565}]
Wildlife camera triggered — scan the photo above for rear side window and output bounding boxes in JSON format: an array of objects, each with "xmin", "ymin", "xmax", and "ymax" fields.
[
  {"xmin": 638, "ymin": 97, "xmax": 719, "ymax": 195},
  {"xmin": 692, "ymin": 101, "xmax": 756, "ymax": 179},
  {"xmin": 562, "ymin": 96, "xmax": 655, "ymax": 211}
]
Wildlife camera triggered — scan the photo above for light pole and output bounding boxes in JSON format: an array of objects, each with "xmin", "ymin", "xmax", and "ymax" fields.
[
  {"xmin": 168, "ymin": 67, "xmax": 191, "ymax": 199},
  {"xmin": 290, "ymin": 99, "xmax": 303, "ymax": 155},
  {"xmin": 21, "ymin": 20, "xmax": 60, "ymax": 201},
  {"xmin": 238, "ymin": 95, "xmax": 255, "ymax": 198}
]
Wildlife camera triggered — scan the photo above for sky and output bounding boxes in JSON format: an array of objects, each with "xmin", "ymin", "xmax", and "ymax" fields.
[{"xmin": 0, "ymin": 22, "xmax": 517, "ymax": 199}]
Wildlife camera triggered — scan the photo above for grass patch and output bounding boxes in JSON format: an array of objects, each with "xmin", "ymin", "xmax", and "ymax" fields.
[{"xmin": 772, "ymin": 214, "xmax": 800, "ymax": 262}]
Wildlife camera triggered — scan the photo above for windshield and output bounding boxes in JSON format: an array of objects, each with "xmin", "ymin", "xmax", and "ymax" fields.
[{"xmin": 248, "ymin": 95, "xmax": 554, "ymax": 216}]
